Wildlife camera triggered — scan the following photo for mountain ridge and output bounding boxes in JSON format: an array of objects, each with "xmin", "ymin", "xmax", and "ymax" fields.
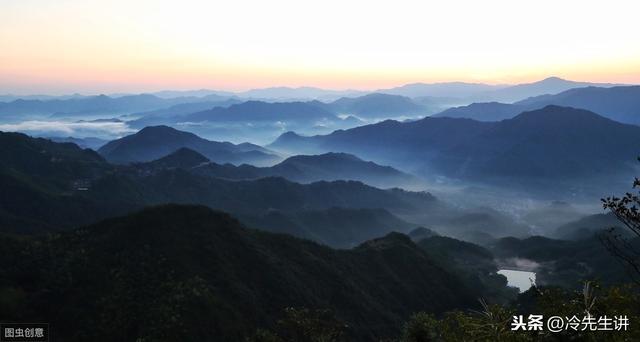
[
  {"xmin": 269, "ymin": 106, "xmax": 640, "ymax": 189},
  {"xmin": 98, "ymin": 125, "xmax": 279, "ymax": 166},
  {"xmin": 0, "ymin": 203, "xmax": 478, "ymax": 341},
  {"xmin": 432, "ymin": 85, "xmax": 640, "ymax": 125}
]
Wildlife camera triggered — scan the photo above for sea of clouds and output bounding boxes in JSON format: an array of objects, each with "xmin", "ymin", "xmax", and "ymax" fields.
[{"xmin": 0, "ymin": 120, "xmax": 135, "ymax": 139}]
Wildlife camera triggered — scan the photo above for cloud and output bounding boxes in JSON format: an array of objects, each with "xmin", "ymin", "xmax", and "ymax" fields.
[
  {"xmin": 502, "ymin": 258, "xmax": 541, "ymax": 271},
  {"xmin": 0, "ymin": 120, "xmax": 135, "ymax": 139}
]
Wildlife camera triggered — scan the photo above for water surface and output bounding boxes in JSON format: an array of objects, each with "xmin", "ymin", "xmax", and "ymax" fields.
[{"xmin": 497, "ymin": 269, "xmax": 536, "ymax": 292}]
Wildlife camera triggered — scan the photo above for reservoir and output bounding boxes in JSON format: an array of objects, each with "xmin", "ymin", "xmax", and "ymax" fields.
[{"xmin": 497, "ymin": 269, "xmax": 536, "ymax": 292}]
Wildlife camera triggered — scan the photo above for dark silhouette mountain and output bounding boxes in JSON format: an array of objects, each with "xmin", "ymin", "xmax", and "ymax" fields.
[
  {"xmin": 420, "ymin": 235, "xmax": 493, "ymax": 262},
  {"xmin": 98, "ymin": 125, "xmax": 279, "ymax": 165},
  {"xmin": 181, "ymin": 100, "xmax": 338, "ymax": 123},
  {"xmin": 47, "ymin": 136, "xmax": 109, "ymax": 150},
  {"xmin": 515, "ymin": 86, "xmax": 640, "ymax": 125},
  {"xmin": 432, "ymin": 102, "xmax": 524, "ymax": 121},
  {"xmin": 144, "ymin": 147, "xmax": 211, "ymax": 169},
  {"xmin": 328, "ymin": 93, "xmax": 426, "ymax": 118},
  {"xmin": 271, "ymin": 106, "xmax": 640, "ymax": 187},
  {"xmin": 241, "ymin": 207, "xmax": 416, "ymax": 248},
  {"xmin": 0, "ymin": 131, "xmax": 109, "ymax": 187},
  {"xmin": 490, "ymin": 235, "xmax": 638, "ymax": 287},
  {"xmin": 185, "ymin": 151, "xmax": 417, "ymax": 189},
  {"xmin": 89, "ymin": 173, "xmax": 439, "ymax": 218},
  {"xmin": 0, "ymin": 131, "xmax": 125, "ymax": 233},
  {"xmin": 268, "ymin": 117, "xmax": 492, "ymax": 167},
  {"xmin": 267, "ymin": 131, "xmax": 322, "ymax": 154},
  {"xmin": 553, "ymin": 212, "xmax": 624, "ymax": 240},
  {"xmin": 268, "ymin": 152, "xmax": 417, "ymax": 187},
  {"xmin": 187, "ymin": 159, "xmax": 266, "ymax": 179},
  {"xmin": 416, "ymin": 235, "xmax": 516, "ymax": 303},
  {"xmin": 0, "ymin": 131, "xmax": 442, "ymax": 233},
  {"xmin": 442, "ymin": 207, "xmax": 531, "ymax": 239},
  {"xmin": 437, "ymin": 85, "xmax": 640, "ymax": 125},
  {"xmin": 433, "ymin": 106, "xmax": 640, "ymax": 180},
  {"xmin": 407, "ymin": 226, "xmax": 438, "ymax": 241},
  {"xmin": 0, "ymin": 204, "xmax": 477, "ymax": 341}
]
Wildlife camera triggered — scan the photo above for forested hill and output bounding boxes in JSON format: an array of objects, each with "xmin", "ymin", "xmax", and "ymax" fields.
[{"xmin": 0, "ymin": 204, "xmax": 478, "ymax": 341}]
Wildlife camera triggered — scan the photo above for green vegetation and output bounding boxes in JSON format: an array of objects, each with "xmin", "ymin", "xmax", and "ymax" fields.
[
  {"xmin": 400, "ymin": 283, "xmax": 640, "ymax": 341},
  {"xmin": 602, "ymin": 165, "xmax": 640, "ymax": 284},
  {"xmin": 489, "ymin": 235, "xmax": 638, "ymax": 287},
  {"xmin": 418, "ymin": 236, "xmax": 518, "ymax": 304},
  {"xmin": 0, "ymin": 204, "xmax": 479, "ymax": 341},
  {"xmin": 249, "ymin": 283, "xmax": 640, "ymax": 341},
  {"xmin": 241, "ymin": 207, "xmax": 416, "ymax": 248}
]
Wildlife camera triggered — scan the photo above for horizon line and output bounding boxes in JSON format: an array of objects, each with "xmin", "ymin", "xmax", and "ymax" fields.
[{"xmin": 1, "ymin": 76, "xmax": 636, "ymax": 97}]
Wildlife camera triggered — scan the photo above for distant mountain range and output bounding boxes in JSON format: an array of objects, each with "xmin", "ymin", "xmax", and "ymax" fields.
[
  {"xmin": 270, "ymin": 105, "xmax": 640, "ymax": 190},
  {"xmin": 327, "ymin": 93, "xmax": 428, "ymax": 118},
  {"xmin": 516, "ymin": 85, "xmax": 640, "ymax": 125},
  {"xmin": 0, "ymin": 93, "xmax": 86, "ymax": 102},
  {"xmin": 377, "ymin": 77, "xmax": 626, "ymax": 103},
  {"xmin": 150, "ymin": 89, "xmax": 235, "ymax": 99},
  {"xmin": 127, "ymin": 95, "xmax": 429, "ymax": 133},
  {"xmin": 97, "ymin": 125, "xmax": 280, "ymax": 166},
  {"xmin": 236, "ymin": 86, "xmax": 366, "ymax": 101},
  {"xmin": 432, "ymin": 106, "xmax": 640, "ymax": 180},
  {"xmin": 433, "ymin": 102, "xmax": 522, "ymax": 122},
  {"xmin": 378, "ymin": 81, "xmax": 506, "ymax": 99},
  {"xmin": 433, "ymin": 85, "xmax": 640, "ymax": 125},
  {"xmin": 2, "ymin": 77, "xmax": 631, "ymax": 122},
  {"xmin": 125, "ymin": 98, "xmax": 242, "ymax": 126},
  {"xmin": 180, "ymin": 100, "xmax": 337, "ymax": 123},
  {"xmin": 482, "ymin": 77, "xmax": 625, "ymax": 103},
  {"xmin": 0, "ymin": 94, "xmax": 226, "ymax": 120},
  {"xmin": 2, "ymin": 78, "xmax": 634, "ymax": 152},
  {"xmin": 124, "ymin": 100, "xmax": 356, "ymax": 146},
  {"xmin": 268, "ymin": 115, "xmax": 491, "ymax": 163}
]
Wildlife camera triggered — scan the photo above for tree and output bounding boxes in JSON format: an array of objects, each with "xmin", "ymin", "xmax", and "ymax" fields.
[
  {"xmin": 247, "ymin": 307, "xmax": 347, "ymax": 342},
  {"xmin": 601, "ymin": 159, "xmax": 640, "ymax": 285},
  {"xmin": 401, "ymin": 312, "xmax": 440, "ymax": 342}
]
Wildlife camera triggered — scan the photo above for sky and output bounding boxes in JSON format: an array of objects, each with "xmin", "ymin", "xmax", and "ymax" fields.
[{"xmin": 1, "ymin": 0, "xmax": 640, "ymax": 94}]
